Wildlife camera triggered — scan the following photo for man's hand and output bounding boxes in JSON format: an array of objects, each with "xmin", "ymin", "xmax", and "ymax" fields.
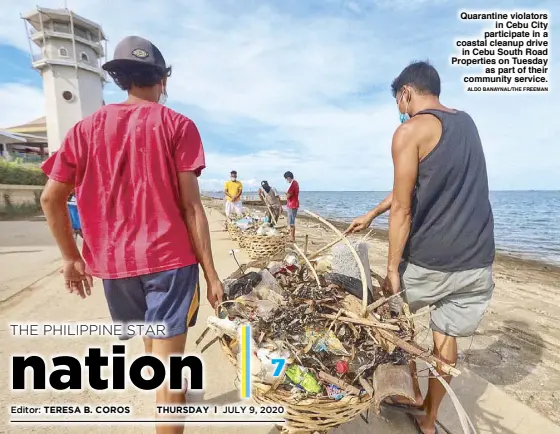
[
  {"xmin": 383, "ymin": 270, "xmax": 404, "ymax": 315},
  {"xmin": 62, "ymin": 259, "xmax": 93, "ymax": 299},
  {"xmin": 345, "ymin": 213, "xmax": 373, "ymax": 234},
  {"xmin": 206, "ymin": 276, "xmax": 224, "ymax": 309}
]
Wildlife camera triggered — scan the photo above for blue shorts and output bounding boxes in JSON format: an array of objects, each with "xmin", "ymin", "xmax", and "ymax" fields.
[
  {"xmin": 103, "ymin": 265, "xmax": 200, "ymax": 340},
  {"xmin": 287, "ymin": 208, "xmax": 298, "ymax": 226}
]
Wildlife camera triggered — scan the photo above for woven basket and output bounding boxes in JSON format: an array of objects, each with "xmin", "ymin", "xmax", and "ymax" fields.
[
  {"xmin": 227, "ymin": 221, "xmax": 240, "ymax": 241},
  {"xmin": 219, "ymin": 337, "xmax": 372, "ymax": 434},
  {"xmin": 238, "ymin": 232, "xmax": 248, "ymax": 248},
  {"xmin": 244, "ymin": 233, "xmax": 287, "ymax": 260},
  {"xmin": 218, "ymin": 258, "xmax": 374, "ymax": 434}
]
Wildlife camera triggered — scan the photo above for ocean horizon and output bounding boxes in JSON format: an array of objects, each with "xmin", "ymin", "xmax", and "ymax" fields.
[{"xmin": 204, "ymin": 190, "xmax": 560, "ymax": 266}]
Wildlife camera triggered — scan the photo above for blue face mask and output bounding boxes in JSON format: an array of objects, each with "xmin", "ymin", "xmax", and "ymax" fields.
[{"xmin": 398, "ymin": 90, "xmax": 410, "ymax": 123}]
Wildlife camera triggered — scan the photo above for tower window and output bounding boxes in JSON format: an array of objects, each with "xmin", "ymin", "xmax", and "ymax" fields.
[
  {"xmin": 80, "ymin": 52, "xmax": 89, "ymax": 62},
  {"xmin": 58, "ymin": 47, "xmax": 68, "ymax": 57},
  {"xmin": 62, "ymin": 91, "xmax": 74, "ymax": 102}
]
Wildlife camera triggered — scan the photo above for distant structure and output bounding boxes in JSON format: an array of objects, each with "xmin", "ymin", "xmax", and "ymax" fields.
[{"xmin": 20, "ymin": 7, "xmax": 107, "ymax": 155}]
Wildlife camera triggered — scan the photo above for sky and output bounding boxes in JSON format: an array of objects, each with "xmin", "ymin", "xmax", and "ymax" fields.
[{"xmin": 0, "ymin": 0, "xmax": 558, "ymax": 192}]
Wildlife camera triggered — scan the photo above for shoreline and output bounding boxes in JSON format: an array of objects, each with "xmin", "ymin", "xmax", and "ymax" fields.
[{"xmin": 228, "ymin": 200, "xmax": 560, "ymax": 274}]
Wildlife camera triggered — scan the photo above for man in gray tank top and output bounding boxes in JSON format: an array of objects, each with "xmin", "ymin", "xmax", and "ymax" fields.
[{"xmin": 346, "ymin": 61, "xmax": 495, "ymax": 434}]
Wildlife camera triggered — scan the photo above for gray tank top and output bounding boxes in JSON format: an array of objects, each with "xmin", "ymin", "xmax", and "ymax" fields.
[{"xmin": 402, "ymin": 109, "xmax": 495, "ymax": 272}]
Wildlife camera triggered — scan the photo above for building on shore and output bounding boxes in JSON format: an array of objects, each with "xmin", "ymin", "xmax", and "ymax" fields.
[
  {"xmin": 0, "ymin": 117, "xmax": 48, "ymax": 162},
  {"xmin": 1, "ymin": 7, "xmax": 107, "ymax": 160}
]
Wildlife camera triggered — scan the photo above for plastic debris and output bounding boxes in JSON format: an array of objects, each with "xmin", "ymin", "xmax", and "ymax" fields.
[
  {"xmin": 285, "ymin": 365, "xmax": 322, "ymax": 394},
  {"xmin": 326, "ymin": 384, "xmax": 345, "ymax": 400},
  {"xmin": 305, "ymin": 329, "xmax": 350, "ymax": 356},
  {"xmin": 335, "ymin": 360, "xmax": 349, "ymax": 375}
]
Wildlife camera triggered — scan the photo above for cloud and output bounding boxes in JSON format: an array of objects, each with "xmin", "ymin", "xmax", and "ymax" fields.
[
  {"xmin": 0, "ymin": 0, "xmax": 558, "ymax": 190},
  {"xmin": 0, "ymin": 83, "xmax": 44, "ymax": 128}
]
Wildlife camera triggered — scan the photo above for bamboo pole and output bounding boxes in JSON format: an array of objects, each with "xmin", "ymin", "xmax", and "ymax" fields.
[
  {"xmin": 292, "ymin": 243, "xmax": 322, "ymax": 288},
  {"xmin": 307, "ymin": 235, "xmax": 344, "ymax": 260}
]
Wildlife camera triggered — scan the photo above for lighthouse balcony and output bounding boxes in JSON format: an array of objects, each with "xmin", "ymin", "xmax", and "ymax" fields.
[{"xmin": 29, "ymin": 29, "xmax": 104, "ymax": 56}]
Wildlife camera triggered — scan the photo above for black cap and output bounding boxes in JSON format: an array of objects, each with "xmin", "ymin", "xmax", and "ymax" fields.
[{"xmin": 102, "ymin": 36, "xmax": 166, "ymax": 72}]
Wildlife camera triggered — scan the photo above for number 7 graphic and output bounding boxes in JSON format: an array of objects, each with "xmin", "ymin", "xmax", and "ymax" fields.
[
  {"xmin": 271, "ymin": 359, "xmax": 286, "ymax": 377},
  {"xmin": 239, "ymin": 325, "xmax": 288, "ymax": 400}
]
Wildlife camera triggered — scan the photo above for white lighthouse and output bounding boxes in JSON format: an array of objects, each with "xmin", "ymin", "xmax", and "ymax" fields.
[{"xmin": 21, "ymin": 7, "xmax": 107, "ymax": 154}]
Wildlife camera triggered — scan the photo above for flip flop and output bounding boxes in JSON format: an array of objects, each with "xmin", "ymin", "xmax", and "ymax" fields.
[
  {"xmin": 380, "ymin": 397, "xmax": 425, "ymax": 415},
  {"xmin": 408, "ymin": 414, "xmax": 439, "ymax": 434}
]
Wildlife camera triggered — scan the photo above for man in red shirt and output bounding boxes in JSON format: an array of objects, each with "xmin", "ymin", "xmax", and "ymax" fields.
[
  {"xmin": 40, "ymin": 36, "xmax": 223, "ymax": 434},
  {"xmin": 284, "ymin": 171, "xmax": 300, "ymax": 242}
]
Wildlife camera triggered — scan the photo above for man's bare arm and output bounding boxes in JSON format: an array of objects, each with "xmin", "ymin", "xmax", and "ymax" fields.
[
  {"xmin": 387, "ymin": 125, "xmax": 419, "ymax": 274},
  {"xmin": 179, "ymin": 172, "xmax": 220, "ymax": 283},
  {"xmin": 367, "ymin": 191, "xmax": 393, "ymax": 220},
  {"xmin": 41, "ymin": 180, "xmax": 80, "ymax": 261}
]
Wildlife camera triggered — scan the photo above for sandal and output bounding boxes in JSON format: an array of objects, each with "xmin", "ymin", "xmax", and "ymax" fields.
[
  {"xmin": 381, "ymin": 397, "xmax": 425, "ymax": 415},
  {"xmin": 408, "ymin": 414, "xmax": 439, "ymax": 434}
]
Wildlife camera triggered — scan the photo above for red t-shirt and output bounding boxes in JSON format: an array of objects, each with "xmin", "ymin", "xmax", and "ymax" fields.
[
  {"xmin": 41, "ymin": 103, "xmax": 205, "ymax": 279},
  {"xmin": 287, "ymin": 180, "xmax": 300, "ymax": 209}
]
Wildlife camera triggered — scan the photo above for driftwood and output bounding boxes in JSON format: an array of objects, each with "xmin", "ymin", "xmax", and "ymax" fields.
[
  {"xmin": 318, "ymin": 313, "xmax": 401, "ymax": 332},
  {"xmin": 367, "ymin": 291, "xmax": 404, "ymax": 312},
  {"xmin": 376, "ymin": 328, "xmax": 460, "ymax": 377}
]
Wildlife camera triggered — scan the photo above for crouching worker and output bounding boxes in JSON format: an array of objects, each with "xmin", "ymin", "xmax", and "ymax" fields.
[{"xmin": 40, "ymin": 36, "xmax": 223, "ymax": 434}]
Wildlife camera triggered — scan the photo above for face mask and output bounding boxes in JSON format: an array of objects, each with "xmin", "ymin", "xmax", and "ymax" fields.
[
  {"xmin": 158, "ymin": 84, "xmax": 167, "ymax": 105},
  {"xmin": 231, "ymin": 177, "xmax": 237, "ymax": 182},
  {"xmin": 398, "ymin": 91, "xmax": 410, "ymax": 123}
]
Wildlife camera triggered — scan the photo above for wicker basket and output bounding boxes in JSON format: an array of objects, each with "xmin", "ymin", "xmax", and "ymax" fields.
[
  {"xmin": 244, "ymin": 233, "xmax": 287, "ymax": 259},
  {"xmin": 227, "ymin": 221, "xmax": 240, "ymax": 241},
  {"xmin": 219, "ymin": 336, "xmax": 373, "ymax": 433},
  {"xmin": 218, "ymin": 257, "xmax": 374, "ymax": 434}
]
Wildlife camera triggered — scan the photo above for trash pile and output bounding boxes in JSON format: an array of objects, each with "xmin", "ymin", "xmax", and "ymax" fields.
[
  {"xmin": 231, "ymin": 214, "xmax": 281, "ymax": 237},
  {"xmin": 203, "ymin": 253, "xmax": 416, "ymax": 401}
]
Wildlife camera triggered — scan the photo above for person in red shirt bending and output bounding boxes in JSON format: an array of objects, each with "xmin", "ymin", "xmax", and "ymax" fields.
[
  {"xmin": 40, "ymin": 36, "xmax": 223, "ymax": 434},
  {"xmin": 284, "ymin": 171, "xmax": 300, "ymax": 243}
]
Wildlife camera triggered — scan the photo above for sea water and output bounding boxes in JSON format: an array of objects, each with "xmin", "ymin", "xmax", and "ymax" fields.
[{"xmin": 205, "ymin": 190, "xmax": 560, "ymax": 266}]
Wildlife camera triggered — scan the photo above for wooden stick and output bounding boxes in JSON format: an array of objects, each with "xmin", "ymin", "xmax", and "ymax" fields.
[
  {"xmin": 304, "ymin": 210, "xmax": 369, "ymax": 316},
  {"xmin": 200, "ymin": 336, "xmax": 219, "ymax": 353},
  {"xmin": 292, "ymin": 243, "xmax": 322, "ymax": 288},
  {"xmin": 307, "ymin": 235, "xmax": 344, "ymax": 260},
  {"xmin": 327, "ymin": 308, "xmax": 343, "ymax": 333},
  {"xmin": 366, "ymin": 291, "xmax": 404, "ymax": 312},
  {"xmin": 195, "ymin": 327, "xmax": 211, "ymax": 346},
  {"xmin": 260, "ymin": 194, "xmax": 278, "ymax": 226},
  {"xmin": 304, "ymin": 235, "xmax": 309, "ymax": 255},
  {"xmin": 375, "ymin": 328, "xmax": 461, "ymax": 377},
  {"xmin": 359, "ymin": 377, "xmax": 374, "ymax": 397},
  {"xmin": 360, "ymin": 228, "xmax": 375, "ymax": 243},
  {"xmin": 319, "ymin": 313, "xmax": 401, "ymax": 331},
  {"xmin": 318, "ymin": 371, "xmax": 361, "ymax": 396},
  {"xmin": 385, "ymin": 306, "xmax": 435, "ymax": 324}
]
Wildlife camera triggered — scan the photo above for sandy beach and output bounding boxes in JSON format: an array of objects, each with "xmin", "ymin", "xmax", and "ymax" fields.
[{"xmin": 1, "ymin": 201, "xmax": 559, "ymax": 433}]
